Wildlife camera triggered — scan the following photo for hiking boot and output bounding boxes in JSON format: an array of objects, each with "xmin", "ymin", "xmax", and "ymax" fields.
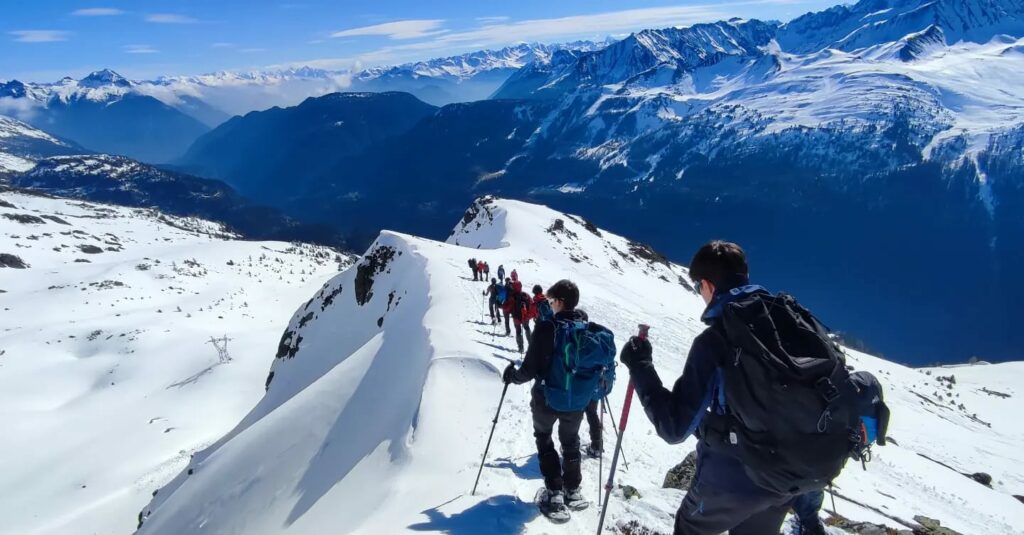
[
  {"xmin": 797, "ymin": 518, "xmax": 827, "ymax": 535},
  {"xmin": 564, "ymin": 488, "xmax": 590, "ymax": 511},
  {"xmin": 537, "ymin": 489, "xmax": 570, "ymax": 523},
  {"xmin": 584, "ymin": 444, "xmax": 603, "ymax": 459}
]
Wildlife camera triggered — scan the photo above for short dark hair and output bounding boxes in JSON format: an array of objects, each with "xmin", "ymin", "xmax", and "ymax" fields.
[
  {"xmin": 546, "ymin": 279, "xmax": 579, "ymax": 310},
  {"xmin": 532, "ymin": 284, "xmax": 543, "ymax": 295},
  {"xmin": 689, "ymin": 240, "xmax": 749, "ymax": 290}
]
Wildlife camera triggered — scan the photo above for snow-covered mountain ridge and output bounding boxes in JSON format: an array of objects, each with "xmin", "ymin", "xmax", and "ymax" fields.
[
  {"xmin": 0, "ymin": 115, "xmax": 78, "ymax": 174},
  {"xmin": 0, "ymin": 188, "xmax": 351, "ymax": 535},
  {"xmin": 135, "ymin": 197, "xmax": 1024, "ymax": 535}
]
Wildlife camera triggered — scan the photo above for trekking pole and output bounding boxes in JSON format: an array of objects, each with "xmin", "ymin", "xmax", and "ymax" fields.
[
  {"xmin": 602, "ymin": 396, "xmax": 629, "ymax": 470},
  {"xmin": 472, "ymin": 382, "xmax": 510, "ymax": 495},
  {"xmin": 596, "ymin": 324, "xmax": 648, "ymax": 535},
  {"xmin": 598, "ymin": 398, "xmax": 606, "ymax": 505}
]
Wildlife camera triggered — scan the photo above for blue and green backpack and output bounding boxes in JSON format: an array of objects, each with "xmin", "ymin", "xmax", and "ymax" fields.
[{"xmin": 543, "ymin": 320, "xmax": 617, "ymax": 412}]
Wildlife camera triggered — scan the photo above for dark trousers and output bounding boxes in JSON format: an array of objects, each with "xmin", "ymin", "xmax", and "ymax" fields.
[
  {"xmin": 488, "ymin": 299, "xmax": 498, "ymax": 321},
  {"xmin": 503, "ymin": 310, "xmax": 511, "ymax": 335},
  {"xmin": 514, "ymin": 320, "xmax": 531, "ymax": 352},
  {"xmin": 531, "ymin": 386, "xmax": 584, "ymax": 492},
  {"xmin": 472, "ymin": 269, "xmax": 479, "ymax": 281},
  {"xmin": 792, "ymin": 491, "xmax": 824, "ymax": 526},
  {"xmin": 585, "ymin": 399, "xmax": 603, "ymax": 451},
  {"xmin": 674, "ymin": 444, "xmax": 795, "ymax": 535}
]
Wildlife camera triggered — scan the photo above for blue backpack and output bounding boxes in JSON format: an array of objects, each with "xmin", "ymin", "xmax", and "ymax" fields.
[
  {"xmin": 543, "ymin": 320, "xmax": 616, "ymax": 412},
  {"xmin": 496, "ymin": 285, "xmax": 508, "ymax": 304}
]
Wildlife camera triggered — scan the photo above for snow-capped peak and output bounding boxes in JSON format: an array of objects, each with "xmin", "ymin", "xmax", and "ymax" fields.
[
  {"xmin": 778, "ymin": 0, "xmax": 1024, "ymax": 54},
  {"xmin": 78, "ymin": 69, "xmax": 131, "ymax": 88}
]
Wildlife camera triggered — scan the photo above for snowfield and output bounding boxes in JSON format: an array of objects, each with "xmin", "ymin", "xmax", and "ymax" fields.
[
  {"xmin": 0, "ymin": 189, "xmax": 348, "ymax": 535},
  {"xmin": 134, "ymin": 197, "xmax": 1024, "ymax": 535}
]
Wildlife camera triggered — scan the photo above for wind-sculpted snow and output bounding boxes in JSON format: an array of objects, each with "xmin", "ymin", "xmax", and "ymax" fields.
[{"xmin": 136, "ymin": 197, "xmax": 1024, "ymax": 534}]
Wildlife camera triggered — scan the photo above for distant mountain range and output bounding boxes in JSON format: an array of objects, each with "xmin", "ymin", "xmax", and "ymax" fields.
[
  {"xmin": 0, "ymin": 41, "xmax": 609, "ymax": 165},
  {"xmin": 174, "ymin": 0, "xmax": 1024, "ymax": 364},
  {"xmin": 0, "ymin": 70, "xmax": 212, "ymax": 163},
  {"xmin": 3, "ymin": 0, "xmax": 1022, "ymax": 362},
  {"xmin": 7, "ymin": 154, "xmax": 341, "ymax": 245}
]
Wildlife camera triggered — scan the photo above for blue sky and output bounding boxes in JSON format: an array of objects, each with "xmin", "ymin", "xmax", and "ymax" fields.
[{"xmin": 1, "ymin": 0, "xmax": 838, "ymax": 82}]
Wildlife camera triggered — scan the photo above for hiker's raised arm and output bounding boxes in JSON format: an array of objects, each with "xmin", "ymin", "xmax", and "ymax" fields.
[{"xmin": 621, "ymin": 332, "xmax": 719, "ymax": 444}]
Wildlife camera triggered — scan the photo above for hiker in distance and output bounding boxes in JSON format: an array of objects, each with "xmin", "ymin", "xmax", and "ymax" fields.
[
  {"xmin": 483, "ymin": 278, "xmax": 499, "ymax": 325},
  {"xmin": 477, "ymin": 260, "xmax": 486, "ymax": 282},
  {"xmin": 502, "ymin": 279, "xmax": 616, "ymax": 523},
  {"xmin": 619, "ymin": 240, "xmax": 864, "ymax": 535},
  {"xmin": 504, "ymin": 279, "xmax": 534, "ymax": 353},
  {"xmin": 497, "ymin": 264, "xmax": 506, "ymax": 282},
  {"xmin": 468, "ymin": 257, "xmax": 479, "ymax": 281}
]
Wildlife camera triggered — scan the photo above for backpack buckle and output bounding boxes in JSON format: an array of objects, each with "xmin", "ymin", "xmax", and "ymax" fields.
[{"xmin": 815, "ymin": 378, "xmax": 839, "ymax": 402}]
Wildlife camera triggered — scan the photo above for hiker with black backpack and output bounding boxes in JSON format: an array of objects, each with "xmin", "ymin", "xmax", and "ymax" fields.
[
  {"xmin": 468, "ymin": 258, "xmax": 479, "ymax": 281},
  {"xmin": 792, "ymin": 370, "xmax": 890, "ymax": 535},
  {"xmin": 503, "ymin": 279, "xmax": 616, "ymax": 523},
  {"xmin": 483, "ymin": 278, "xmax": 500, "ymax": 324},
  {"xmin": 619, "ymin": 241, "xmax": 862, "ymax": 535}
]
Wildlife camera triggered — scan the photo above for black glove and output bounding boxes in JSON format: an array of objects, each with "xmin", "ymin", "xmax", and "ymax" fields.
[
  {"xmin": 619, "ymin": 336, "xmax": 653, "ymax": 370},
  {"xmin": 502, "ymin": 363, "xmax": 517, "ymax": 384}
]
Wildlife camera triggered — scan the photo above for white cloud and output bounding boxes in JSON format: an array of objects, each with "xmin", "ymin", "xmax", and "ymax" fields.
[
  {"xmin": 330, "ymin": 19, "xmax": 446, "ymax": 40},
  {"xmin": 0, "ymin": 96, "xmax": 43, "ymax": 121},
  {"xmin": 146, "ymin": 14, "xmax": 200, "ymax": 24},
  {"xmin": 241, "ymin": 48, "xmax": 267, "ymax": 53},
  {"xmin": 211, "ymin": 42, "xmax": 235, "ymax": 48},
  {"xmin": 10, "ymin": 30, "xmax": 70, "ymax": 43},
  {"xmin": 71, "ymin": 8, "xmax": 124, "ymax": 16},
  {"xmin": 124, "ymin": 44, "xmax": 159, "ymax": 54},
  {"xmin": 475, "ymin": 16, "xmax": 510, "ymax": 24},
  {"xmin": 349, "ymin": 4, "xmax": 737, "ymax": 64}
]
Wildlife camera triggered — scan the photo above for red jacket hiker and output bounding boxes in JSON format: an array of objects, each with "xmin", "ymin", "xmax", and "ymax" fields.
[{"xmin": 510, "ymin": 269, "xmax": 519, "ymax": 282}]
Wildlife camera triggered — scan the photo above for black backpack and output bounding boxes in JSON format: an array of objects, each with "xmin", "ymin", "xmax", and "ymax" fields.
[{"xmin": 701, "ymin": 290, "xmax": 859, "ymax": 495}]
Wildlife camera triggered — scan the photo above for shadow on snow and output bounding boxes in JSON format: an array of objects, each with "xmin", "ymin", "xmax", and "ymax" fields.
[{"xmin": 408, "ymin": 494, "xmax": 538, "ymax": 534}]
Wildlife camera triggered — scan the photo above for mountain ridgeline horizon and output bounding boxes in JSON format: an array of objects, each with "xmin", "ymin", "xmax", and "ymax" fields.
[
  {"xmin": 170, "ymin": 0, "xmax": 1024, "ymax": 365},
  {"xmin": 2, "ymin": 0, "xmax": 1023, "ymax": 365}
]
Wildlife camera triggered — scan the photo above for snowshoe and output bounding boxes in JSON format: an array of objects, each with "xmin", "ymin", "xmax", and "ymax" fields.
[
  {"xmin": 796, "ymin": 519, "xmax": 827, "ymax": 535},
  {"xmin": 564, "ymin": 488, "xmax": 590, "ymax": 511},
  {"xmin": 535, "ymin": 488, "xmax": 571, "ymax": 523},
  {"xmin": 584, "ymin": 444, "xmax": 603, "ymax": 459}
]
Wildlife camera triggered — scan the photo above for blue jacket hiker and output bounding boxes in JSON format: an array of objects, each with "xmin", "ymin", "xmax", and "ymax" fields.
[{"xmin": 620, "ymin": 241, "xmax": 863, "ymax": 535}]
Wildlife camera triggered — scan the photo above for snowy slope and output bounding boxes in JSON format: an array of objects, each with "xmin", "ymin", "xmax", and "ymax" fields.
[
  {"xmin": 0, "ymin": 115, "xmax": 77, "ymax": 173},
  {"xmin": 136, "ymin": 197, "xmax": 1024, "ymax": 535},
  {"xmin": 0, "ymin": 189, "xmax": 350, "ymax": 535}
]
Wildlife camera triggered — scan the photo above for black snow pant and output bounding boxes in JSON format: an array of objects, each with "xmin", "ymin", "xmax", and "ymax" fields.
[
  {"xmin": 472, "ymin": 268, "xmax": 479, "ymax": 281},
  {"xmin": 673, "ymin": 443, "xmax": 795, "ymax": 535},
  {"xmin": 503, "ymin": 310, "xmax": 511, "ymax": 335},
  {"xmin": 514, "ymin": 320, "xmax": 531, "ymax": 352},
  {"xmin": 531, "ymin": 386, "xmax": 584, "ymax": 492},
  {"xmin": 488, "ymin": 298, "xmax": 499, "ymax": 322},
  {"xmin": 584, "ymin": 400, "xmax": 603, "ymax": 452}
]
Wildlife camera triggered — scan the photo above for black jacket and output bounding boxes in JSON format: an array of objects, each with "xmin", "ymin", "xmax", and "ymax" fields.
[
  {"xmin": 629, "ymin": 286, "xmax": 765, "ymax": 444},
  {"xmin": 507, "ymin": 309, "xmax": 589, "ymax": 385}
]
